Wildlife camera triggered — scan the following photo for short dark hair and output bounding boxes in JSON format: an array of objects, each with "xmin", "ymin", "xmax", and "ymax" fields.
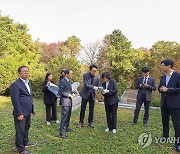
[
  {"xmin": 161, "ymin": 59, "xmax": 174, "ymax": 69},
  {"xmin": 142, "ymin": 66, "xmax": 149, "ymax": 73},
  {"xmin": 18, "ymin": 66, "xmax": 29, "ymax": 73},
  {"xmin": 89, "ymin": 64, "xmax": 98, "ymax": 70},
  {"xmin": 61, "ymin": 69, "xmax": 66, "ymax": 74},
  {"xmin": 64, "ymin": 69, "xmax": 72, "ymax": 75},
  {"xmin": 102, "ymin": 72, "xmax": 111, "ymax": 80}
]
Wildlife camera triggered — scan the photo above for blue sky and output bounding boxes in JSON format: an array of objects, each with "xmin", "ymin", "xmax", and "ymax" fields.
[{"xmin": 0, "ymin": 0, "xmax": 179, "ymax": 48}]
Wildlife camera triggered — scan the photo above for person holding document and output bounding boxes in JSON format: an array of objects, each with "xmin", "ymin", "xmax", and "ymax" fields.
[
  {"xmin": 77, "ymin": 64, "xmax": 100, "ymax": 128},
  {"xmin": 132, "ymin": 67, "xmax": 156, "ymax": 127},
  {"xmin": 42, "ymin": 73, "xmax": 59, "ymax": 125},
  {"xmin": 101, "ymin": 72, "xmax": 119, "ymax": 134}
]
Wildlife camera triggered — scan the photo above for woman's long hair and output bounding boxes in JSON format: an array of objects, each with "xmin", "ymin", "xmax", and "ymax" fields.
[{"xmin": 44, "ymin": 73, "xmax": 52, "ymax": 83}]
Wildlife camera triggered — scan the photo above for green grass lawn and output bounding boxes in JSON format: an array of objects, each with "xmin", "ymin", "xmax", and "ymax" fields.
[{"xmin": 0, "ymin": 96, "xmax": 178, "ymax": 154}]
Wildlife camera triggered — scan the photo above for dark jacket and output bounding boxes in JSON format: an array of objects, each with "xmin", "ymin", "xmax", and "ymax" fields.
[
  {"xmin": 10, "ymin": 78, "xmax": 33, "ymax": 117},
  {"xmin": 42, "ymin": 81, "xmax": 57, "ymax": 105},
  {"xmin": 59, "ymin": 77, "xmax": 73, "ymax": 107},
  {"xmin": 102, "ymin": 79, "xmax": 119, "ymax": 105},
  {"xmin": 136, "ymin": 76, "xmax": 156, "ymax": 101},
  {"xmin": 59, "ymin": 76, "xmax": 65, "ymax": 81},
  {"xmin": 158, "ymin": 71, "xmax": 180, "ymax": 108},
  {"xmin": 80, "ymin": 72, "xmax": 100, "ymax": 100}
]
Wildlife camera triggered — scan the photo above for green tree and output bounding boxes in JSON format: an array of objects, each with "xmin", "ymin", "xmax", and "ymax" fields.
[
  {"xmin": 102, "ymin": 29, "xmax": 138, "ymax": 82},
  {"xmin": 149, "ymin": 41, "xmax": 180, "ymax": 82},
  {"xmin": 45, "ymin": 55, "xmax": 81, "ymax": 83},
  {"xmin": 59, "ymin": 35, "xmax": 81, "ymax": 57},
  {"xmin": 0, "ymin": 14, "xmax": 45, "ymax": 96}
]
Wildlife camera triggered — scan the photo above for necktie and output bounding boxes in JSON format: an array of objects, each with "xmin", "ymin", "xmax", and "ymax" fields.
[
  {"xmin": 144, "ymin": 77, "xmax": 147, "ymax": 84},
  {"xmin": 91, "ymin": 76, "xmax": 94, "ymax": 85}
]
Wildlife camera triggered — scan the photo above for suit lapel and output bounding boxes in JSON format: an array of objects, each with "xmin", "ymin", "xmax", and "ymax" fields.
[
  {"xmin": 162, "ymin": 75, "xmax": 166, "ymax": 87},
  {"xmin": 86, "ymin": 73, "xmax": 91, "ymax": 85},
  {"xmin": 64, "ymin": 78, "xmax": 72, "ymax": 91},
  {"xmin": 91, "ymin": 73, "xmax": 95, "ymax": 86},
  {"xmin": 107, "ymin": 80, "xmax": 112, "ymax": 89},
  {"xmin": 140, "ymin": 77, "xmax": 144, "ymax": 84},
  {"xmin": 146, "ymin": 76, "xmax": 151, "ymax": 84},
  {"xmin": 102, "ymin": 82, "xmax": 105, "ymax": 89},
  {"xmin": 18, "ymin": 78, "xmax": 30, "ymax": 95},
  {"xmin": 28, "ymin": 82, "xmax": 32, "ymax": 95}
]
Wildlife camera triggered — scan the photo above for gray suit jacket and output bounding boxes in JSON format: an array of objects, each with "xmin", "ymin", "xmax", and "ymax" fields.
[
  {"xmin": 80, "ymin": 72, "xmax": 100, "ymax": 100},
  {"xmin": 136, "ymin": 76, "xmax": 156, "ymax": 101},
  {"xmin": 102, "ymin": 79, "xmax": 119, "ymax": 105},
  {"xmin": 59, "ymin": 77, "xmax": 73, "ymax": 107}
]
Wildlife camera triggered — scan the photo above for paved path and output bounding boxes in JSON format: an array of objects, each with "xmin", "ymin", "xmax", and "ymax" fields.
[{"xmin": 119, "ymin": 89, "xmax": 159, "ymax": 109}]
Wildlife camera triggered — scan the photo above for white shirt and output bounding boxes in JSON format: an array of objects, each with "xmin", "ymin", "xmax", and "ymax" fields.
[
  {"xmin": 20, "ymin": 77, "xmax": 31, "ymax": 94},
  {"xmin": 105, "ymin": 81, "xmax": 109, "ymax": 89},
  {"xmin": 143, "ymin": 75, "xmax": 149, "ymax": 84},
  {"xmin": 165, "ymin": 70, "xmax": 174, "ymax": 86},
  {"xmin": 64, "ymin": 77, "xmax": 70, "ymax": 82}
]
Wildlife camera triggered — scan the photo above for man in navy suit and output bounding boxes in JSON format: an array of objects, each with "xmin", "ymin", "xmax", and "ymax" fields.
[
  {"xmin": 159, "ymin": 59, "xmax": 180, "ymax": 152},
  {"xmin": 59, "ymin": 69, "xmax": 74, "ymax": 139},
  {"xmin": 132, "ymin": 67, "xmax": 156, "ymax": 127},
  {"xmin": 10, "ymin": 66, "xmax": 36, "ymax": 154},
  {"xmin": 77, "ymin": 64, "xmax": 100, "ymax": 128}
]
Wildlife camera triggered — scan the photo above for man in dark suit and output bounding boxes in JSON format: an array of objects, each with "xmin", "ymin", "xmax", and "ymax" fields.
[
  {"xmin": 132, "ymin": 67, "xmax": 156, "ymax": 127},
  {"xmin": 10, "ymin": 66, "xmax": 36, "ymax": 154},
  {"xmin": 59, "ymin": 69, "xmax": 65, "ymax": 81},
  {"xmin": 77, "ymin": 64, "xmax": 100, "ymax": 128},
  {"xmin": 59, "ymin": 69, "xmax": 74, "ymax": 139},
  {"xmin": 159, "ymin": 59, "xmax": 180, "ymax": 152}
]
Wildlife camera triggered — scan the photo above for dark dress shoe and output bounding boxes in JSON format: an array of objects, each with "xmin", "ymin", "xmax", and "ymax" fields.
[
  {"xmin": 176, "ymin": 145, "xmax": 180, "ymax": 152},
  {"xmin": 19, "ymin": 150, "xmax": 32, "ymax": 154},
  {"xmin": 76, "ymin": 122, "xmax": 84, "ymax": 128},
  {"xmin": 131, "ymin": 122, "xmax": 136, "ymax": 126},
  {"xmin": 88, "ymin": 123, "xmax": 94, "ymax": 128},
  {"xmin": 60, "ymin": 134, "xmax": 68, "ymax": 139},
  {"xmin": 66, "ymin": 127, "xmax": 73, "ymax": 132},
  {"xmin": 25, "ymin": 141, "xmax": 37, "ymax": 147},
  {"xmin": 143, "ymin": 123, "xmax": 148, "ymax": 127}
]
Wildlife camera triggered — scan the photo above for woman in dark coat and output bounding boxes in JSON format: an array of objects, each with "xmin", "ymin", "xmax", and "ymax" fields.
[
  {"xmin": 42, "ymin": 73, "xmax": 59, "ymax": 125},
  {"xmin": 101, "ymin": 72, "xmax": 119, "ymax": 134}
]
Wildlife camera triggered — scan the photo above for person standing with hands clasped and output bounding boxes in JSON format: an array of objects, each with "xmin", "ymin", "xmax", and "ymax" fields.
[
  {"xmin": 101, "ymin": 72, "xmax": 119, "ymax": 134},
  {"xmin": 159, "ymin": 59, "xmax": 180, "ymax": 152},
  {"xmin": 10, "ymin": 66, "xmax": 36, "ymax": 154},
  {"xmin": 59, "ymin": 69, "xmax": 75, "ymax": 139},
  {"xmin": 132, "ymin": 67, "xmax": 156, "ymax": 127},
  {"xmin": 42, "ymin": 73, "xmax": 60, "ymax": 125}
]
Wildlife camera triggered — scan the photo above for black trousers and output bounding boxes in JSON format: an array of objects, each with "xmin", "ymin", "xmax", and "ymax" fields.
[
  {"xmin": 161, "ymin": 99, "xmax": 180, "ymax": 145},
  {"xmin": 105, "ymin": 103, "xmax": 118, "ymax": 130},
  {"xmin": 133, "ymin": 94, "xmax": 150, "ymax": 124},
  {"xmin": 79, "ymin": 94, "xmax": 95, "ymax": 124},
  {"xmin": 45, "ymin": 102, "xmax": 57, "ymax": 122},
  {"xmin": 14, "ymin": 115, "xmax": 31, "ymax": 152},
  {"xmin": 60, "ymin": 106, "xmax": 72, "ymax": 135}
]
